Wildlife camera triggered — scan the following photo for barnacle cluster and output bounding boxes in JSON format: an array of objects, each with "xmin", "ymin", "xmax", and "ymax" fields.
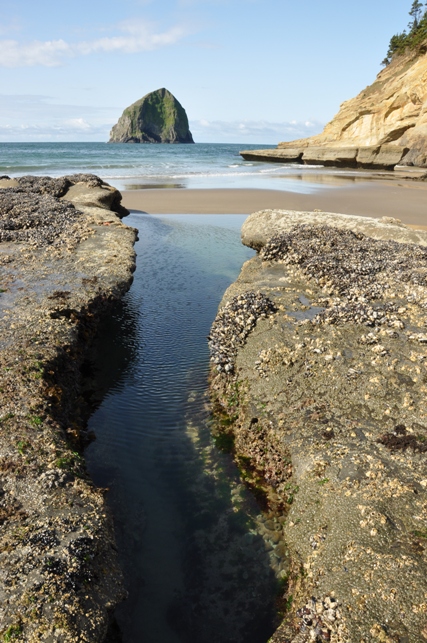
[
  {"xmin": 0, "ymin": 174, "xmax": 128, "ymax": 248},
  {"xmin": 0, "ymin": 190, "xmax": 83, "ymax": 247},
  {"xmin": 261, "ymin": 224, "xmax": 427, "ymax": 327},
  {"xmin": 208, "ymin": 291, "xmax": 277, "ymax": 373},
  {"xmin": 296, "ymin": 596, "xmax": 346, "ymax": 642}
]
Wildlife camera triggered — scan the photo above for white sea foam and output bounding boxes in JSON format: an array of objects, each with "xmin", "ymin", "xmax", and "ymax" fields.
[
  {"xmin": 0, "ymin": 142, "xmax": 328, "ymax": 194},
  {"xmin": 168, "ymin": 171, "xmax": 272, "ymax": 179},
  {"xmin": 259, "ymin": 167, "xmax": 283, "ymax": 174}
]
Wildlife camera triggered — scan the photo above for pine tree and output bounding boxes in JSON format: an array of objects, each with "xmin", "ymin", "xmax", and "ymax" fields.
[
  {"xmin": 382, "ymin": 0, "xmax": 427, "ymax": 64},
  {"xmin": 409, "ymin": 0, "xmax": 424, "ymax": 30}
]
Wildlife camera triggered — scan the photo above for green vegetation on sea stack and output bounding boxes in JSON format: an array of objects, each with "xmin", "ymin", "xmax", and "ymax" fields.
[
  {"xmin": 109, "ymin": 87, "xmax": 194, "ymax": 144},
  {"xmin": 383, "ymin": 0, "xmax": 427, "ymax": 65}
]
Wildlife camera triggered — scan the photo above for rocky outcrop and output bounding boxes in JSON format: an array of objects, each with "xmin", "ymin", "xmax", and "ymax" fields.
[
  {"xmin": 241, "ymin": 46, "xmax": 427, "ymax": 168},
  {"xmin": 0, "ymin": 175, "xmax": 136, "ymax": 641},
  {"xmin": 210, "ymin": 210, "xmax": 427, "ymax": 642},
  {"xmin": 109, "ymin": 87, "xmax": 194, "ymax": 144},
  {"xmin": 240, "ymin": 145, "xmax": 409, "ymax": 170}
]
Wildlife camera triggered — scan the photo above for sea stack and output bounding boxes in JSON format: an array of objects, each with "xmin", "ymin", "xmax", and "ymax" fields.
[{"xmin": 109, "ymin": 88, "xmax": 194, "ymax": 144}]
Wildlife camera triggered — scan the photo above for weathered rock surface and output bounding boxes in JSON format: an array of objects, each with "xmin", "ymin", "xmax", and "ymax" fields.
[
  {"xmin": 241, "ymin": 46, "xmax": 427, "ymax": 168},
  {"xmin": 241, "ymin": 209, "xmax": 427, "ymax": 251},
  {"xmin": 109, "ymin": 87, "xmax": 194, "ymax": 144},
  {"xmin": 0, "ymin": 175, "xmax": 136, "ymax": 641},
  {"xmin": 210, "ymin": 210, "xmax": 427, "ymax": 642}
]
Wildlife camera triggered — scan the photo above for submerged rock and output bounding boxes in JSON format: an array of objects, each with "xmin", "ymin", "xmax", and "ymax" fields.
[{"xmin": 109, "ymin": 87, "xmax": 194, "ymax": 144}]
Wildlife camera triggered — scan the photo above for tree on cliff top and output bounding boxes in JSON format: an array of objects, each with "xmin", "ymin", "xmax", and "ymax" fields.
[
  {"xmin": 409, "ymin": 0, "xmax": 424, "ymax": 29},
  {"xmin": 382, "ymin": 0, "xmax": 427, "ymax": 65}
]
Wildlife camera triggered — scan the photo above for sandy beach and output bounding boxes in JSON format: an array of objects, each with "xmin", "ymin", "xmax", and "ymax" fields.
[{"xmin": 122, "ymin": 180, "xmax": 427, "ymax": 228}]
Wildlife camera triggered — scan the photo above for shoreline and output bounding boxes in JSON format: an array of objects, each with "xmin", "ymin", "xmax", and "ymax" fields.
[{"xmin": 122, "ymin": 180, "xmax": 427, "ymax": 227}]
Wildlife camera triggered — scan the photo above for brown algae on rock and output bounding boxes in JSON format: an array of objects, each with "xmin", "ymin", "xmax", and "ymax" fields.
[
  {"xmin": 209, "ymin": 210, "xmax": 427, "ymax": 642},
  {"xmin": 0, "ymin": 175, "xmax": 136, "ymax": 641}
]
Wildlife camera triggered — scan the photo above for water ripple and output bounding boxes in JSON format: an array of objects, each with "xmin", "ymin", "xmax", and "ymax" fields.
[{"xmin": 85, "ymin": 214, "xmax": 282, "ymax": 643}]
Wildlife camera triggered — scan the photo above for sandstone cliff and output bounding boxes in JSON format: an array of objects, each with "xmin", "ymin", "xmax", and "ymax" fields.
[
  {"xmin": 241, "ymin": 46, "xmax": 427, "ymax": 168},
  {"xmin": 109, "ymin": 87, "xmax": 194, "ymax": 144}
]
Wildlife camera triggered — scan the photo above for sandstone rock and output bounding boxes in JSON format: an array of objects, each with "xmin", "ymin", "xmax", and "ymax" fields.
[
  {"xmin": 301, "ymin": 146, "xmax": 358, "ymax": 166},
  {"xmin": 240, "ymin": 148, "xmax": 303, "ymax": 163},
  {"xmin": 62, "ymin": 179, "xmax": 129, "ymax": 218},
  {"xmin": 210, "ymin": 209, "xmax": 427, "ymax": 642},
  {"xmin": 358, "ymin": 144, "xmax": 409, "ymax": 168},
  {"xmin": 241, "ymin": 208, "xmax": 427, "ymax": 251},
  {"xmin": 109, "ymin": 87, "xmax": 194, "ymax": 144},
  {"xmin": 0, "ymin": 176, "xmax": 136, "ymax": 641},
  {"xmin": 241, "ymin": 45, "xmax": 427, "ymax": 168}
]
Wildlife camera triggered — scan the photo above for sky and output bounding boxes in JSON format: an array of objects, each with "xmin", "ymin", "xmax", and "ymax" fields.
[{"xmin": 0, "ymin": 0, "xmax": 413, "ymax": 144}]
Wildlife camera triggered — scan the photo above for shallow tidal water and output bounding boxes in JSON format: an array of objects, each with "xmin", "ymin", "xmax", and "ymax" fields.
[
  {"xmin": 85, "ymin": 213, "xmax": 288, "ymax": 643},
  {"xmin": 0, "ymin": 141, "xmax": 362, "ymax": 192}
]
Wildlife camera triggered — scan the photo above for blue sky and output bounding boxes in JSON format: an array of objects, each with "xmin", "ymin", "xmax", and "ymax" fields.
[{"xmin": 0, "ymin": 0, "xmax": 412, "ymax": 143}]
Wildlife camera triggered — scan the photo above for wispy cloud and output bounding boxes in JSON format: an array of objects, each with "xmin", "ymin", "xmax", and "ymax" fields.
[
  {"xmin": 63, "ymin": 118, "xmax": 92, "ymax": 130},
  {"xmin": 0, "ymin": 94, "xmax": 110, "ymax": 120},
  {"xmin": 0, "ymin": 19, "xmax": 22, "ymax": 37},
  {"xmin": 0, "ymin": 94, "xmax": 112, "ymax": 141},
  {"xmin": 77, "ymin": 20, "xmax": 190, "ymax": 54},
  {"xmin": 0, "ymin": 122, "xmax": 110, "ymax": 142},
  {"xmin": 190, "ymin": 119, "xmax": 324, "ymax": 144},
  {"xmin": 0, "ymin": 39, "xmax": 71, "ymax": 68},
  {"xmin": 0, "ymin": 20, "xmax": 192, "ymax": 67}
]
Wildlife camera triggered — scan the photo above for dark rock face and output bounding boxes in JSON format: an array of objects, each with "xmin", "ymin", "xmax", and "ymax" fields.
[{"xmin": 109, "ymin": 88, "xmax": 194, "ymax": 144}]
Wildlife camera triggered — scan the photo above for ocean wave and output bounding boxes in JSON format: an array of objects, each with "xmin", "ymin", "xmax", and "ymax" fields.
[
  {"xmin": 299, "ymin": 164, "xmax": 325, "ymax": 168},
  {"xmin": 167, "ymin": 171, "xmax": 273, "ymax": 179},
  {"xmin": 0, "ymin": 142, "xmax": 327, "ymax": 194},
  {"xmin": 100, "ymin": 169, "xmax": 293, "ymax": 181},
  {"xmin": 259, "ymin": 167, "xmax": 283, "ymax": 174}
]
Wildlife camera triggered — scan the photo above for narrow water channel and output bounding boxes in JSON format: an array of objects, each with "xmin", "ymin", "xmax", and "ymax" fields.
[{"xmin": 85, "ymin": 213, "xmax": 283, "ymax": 643}]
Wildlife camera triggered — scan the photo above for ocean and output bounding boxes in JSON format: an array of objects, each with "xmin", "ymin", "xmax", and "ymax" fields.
[{"xmin": 0, "ymin": 141, "xmax": 348, "ymax": 193}]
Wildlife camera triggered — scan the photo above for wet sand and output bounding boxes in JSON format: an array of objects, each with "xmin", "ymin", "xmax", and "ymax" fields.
[{"xmin": 122, "ymin": 181, "xmax": 427, "ymax": 228}]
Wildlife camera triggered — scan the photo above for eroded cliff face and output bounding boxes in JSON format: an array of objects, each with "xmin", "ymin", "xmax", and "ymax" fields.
[{"xmin": 241, "ymin": 46, "xmax": 427, "ymax": 168}]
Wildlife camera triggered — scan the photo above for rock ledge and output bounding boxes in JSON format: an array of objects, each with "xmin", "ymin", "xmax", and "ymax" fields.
[
  {"xmin": 210, "ymin": 210, "xmax": 427, "ymax": 642},
  {"xmin": 0, "ymin": 175, "xmax": 136, "ymax": 641}
]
